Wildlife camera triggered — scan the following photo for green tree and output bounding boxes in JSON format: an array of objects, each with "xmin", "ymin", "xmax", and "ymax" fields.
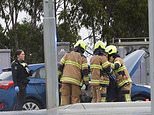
[
  {"xmin": 112, "ymin": 0, "xmax": 148, "ymax": 38},
  {"xmin": 0, "ymin": 0, "xmax": 149, "ymax": 60},
  {"xmin": 57, "ymin": 0, "xmax": 82, "ymax": 45},
  {"xmin": 7, "ymin": 21, "xmax": 44, "ymax": 63},
  {"xmin": 0, "ymin": 25, "xmax": 8, "ymax": 49},
  {"xmin": 58, "ymin": 0, "xmax": 110, "ymax": 43},
  {"xmin": 23, "ymin": 0, "xmax": 43, "ymax": 27},
  {"xmin": 57, "ymin": 22, "xmax": 81, "ymax": 44},
  {"xmin": 0, "ymin": 0, "xmax": 25, "ymax": 49},
  {"xmin": 0, "ymin": 1, "xmax": 44, "ymax": 63},
  {"xmin": 58, "ymin": 0, "xmax": 148, "ymax": 44},
  {"xmin": 78, "ymin": 0, "xmax": 109, "ymax": 43}
]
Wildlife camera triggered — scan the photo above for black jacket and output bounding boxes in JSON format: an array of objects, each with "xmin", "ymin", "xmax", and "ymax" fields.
[{"xmin": 11, "ymin": 60, "xmax": 31, "ymax": 86}]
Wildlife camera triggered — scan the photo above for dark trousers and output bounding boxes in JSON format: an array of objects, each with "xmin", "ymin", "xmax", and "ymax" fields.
[{"xmin": 14, "ymin": 85, "xmax": 26, "ymax": 110}]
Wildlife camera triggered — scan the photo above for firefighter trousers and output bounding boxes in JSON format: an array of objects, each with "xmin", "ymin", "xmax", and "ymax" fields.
[
  {"xmin": 60, "ymin": 83, "xmax": 81, "ymax": 106},
  {"xmin": 119, "ymin": 83, "xmax": 132, "ymax": 102},
  {"xmin": 91, "ymin": 85, "xmax": 107, "ymax": 103}
]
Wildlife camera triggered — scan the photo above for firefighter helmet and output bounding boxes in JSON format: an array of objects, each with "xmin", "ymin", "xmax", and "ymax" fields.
[
  {"xmin": 94, "ymin": 41, "xmax": 106, "ymax": 50},
  {"xmin": 74, "ymin": 40, "xmax": 87, "ymax": 50},
  {"xmin": 105, "ymin": 45, "xmax": 117, "ymax": 55}
]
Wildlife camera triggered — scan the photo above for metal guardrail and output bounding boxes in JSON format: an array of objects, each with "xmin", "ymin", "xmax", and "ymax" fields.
[
  {"xmin": 112, "ymin": 37, "xmax": 149, "ymax": 46},
  {"xmin": 57, "ymin": 42, "xmax": 70, "ymax": 46}
]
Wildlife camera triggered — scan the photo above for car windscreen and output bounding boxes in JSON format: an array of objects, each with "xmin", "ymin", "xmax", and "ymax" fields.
[{"xmin": 0, "ymin": 71, "xmax": 12, "ymax": 81}]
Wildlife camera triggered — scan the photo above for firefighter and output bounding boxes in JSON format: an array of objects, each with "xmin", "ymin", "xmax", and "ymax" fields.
[
  {"xmin": 90, "ymin": 41, "xmax": 111, "ymax": 103},
  {"xmin": 12, "ymin": 50, "xmax": 32, "ymax": 110},
  {"xmin": 58, "ymin": 40, "xmax": 89, "ymax": 106},
  {"xmin": 105, "ymin": 45, "xmax": 132, "ymax": 102}
]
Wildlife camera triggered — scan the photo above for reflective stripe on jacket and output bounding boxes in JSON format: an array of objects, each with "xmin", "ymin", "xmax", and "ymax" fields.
[
  {"xmin": 59, "ymin": 51, "xmax": 89, "ymax": 86},
  {"xmin": 90, "ymin": 55, "xmax": 110, "ymax": 85},
  {"xmin": 113, "ymin": 57, "xmax": 132, "ymax": 87}
]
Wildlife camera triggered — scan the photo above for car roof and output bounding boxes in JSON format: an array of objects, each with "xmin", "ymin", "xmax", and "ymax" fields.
[
  {"xmin": 2, "ymin": 63, "xmax": 45, "ymax": 72},
  {"xmin": 28, "ymin": 63, "xmax": 45, "ymax": 71}
]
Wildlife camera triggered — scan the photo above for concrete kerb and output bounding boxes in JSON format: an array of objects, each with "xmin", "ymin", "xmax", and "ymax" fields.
[
  {"xmin": 59, "ymin": 102, "xmax": 150, "ymax": 109},
  {"xmin": 0, "ymin": 102, "xmax": 151, "ymax": 115},
  {"xmin": 58, "ymin": 102, "xmax": 151, "ymax": 115}
]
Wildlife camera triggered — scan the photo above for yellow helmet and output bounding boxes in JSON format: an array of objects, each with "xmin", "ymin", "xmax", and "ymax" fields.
[
  {"xmin": 74, "ymin": 40, "xmax": 87, "ymax": 50},
  {"xmin": 105, "ymin": 45, "xmax": 117, "ymax": 55},
  {"xmin": 94, "ymin": 41, "xmax": 106, "ymax": 50}
]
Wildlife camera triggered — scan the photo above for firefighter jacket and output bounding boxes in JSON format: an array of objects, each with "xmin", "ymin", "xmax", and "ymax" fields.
[
  {"xmin": 58, "ymin": 51, "xmax": 89, "ymax": 86},
  {"xmin": 112, "ymin": 57, "xmax": 132, "ymax": 87},
  {"xmin": 90, "ymin": 55, "xmax": 111, "ymax": 86},
  {"xmin": 11, "ymin": 60, "xmax": 31, "ymax": 87}
]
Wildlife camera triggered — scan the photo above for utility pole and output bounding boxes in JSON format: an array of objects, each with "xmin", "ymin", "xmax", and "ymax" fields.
[
  {"xmin": 43, "ymin": 0, "xmax": 59, "ymax": 109},
  {"xmin": 148, "ymin": 0, "xmax": 154, "ymax": 114}
]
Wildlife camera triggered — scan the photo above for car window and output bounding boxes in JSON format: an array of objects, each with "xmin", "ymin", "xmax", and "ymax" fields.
[
  {"xmin": 0, "ymin": 71, "xmax": 12, "ymax": 81},
  {"xmin": 32, "ymin": 68, "xmax": 46, "ymax": 79},
  {"xmin": 39, "ymin": 68, "xmax": 46, "ymax": 79}
]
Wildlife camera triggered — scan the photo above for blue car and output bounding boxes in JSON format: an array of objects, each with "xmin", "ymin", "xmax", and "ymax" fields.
[
  {"xmin": 0, "ymin": 50, "xmax": 151, "ymax": 111},
  {"xmin": 104, "ymin": 76, "xmax": 150, "ymax": 102},
  {"xmin": 0, "ymin": 64, "xmax": 46, "ymax": 111}
]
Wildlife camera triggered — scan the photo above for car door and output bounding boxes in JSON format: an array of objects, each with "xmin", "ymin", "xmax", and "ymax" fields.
[{"xmin": 27, "ymin": 67, "xmax": 46, "ymax": 106}]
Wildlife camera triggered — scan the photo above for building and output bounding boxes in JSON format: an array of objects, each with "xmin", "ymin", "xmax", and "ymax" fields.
[{"xmin": 0, "ymin": 49, "xmax": 11, "ymax": 73}]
